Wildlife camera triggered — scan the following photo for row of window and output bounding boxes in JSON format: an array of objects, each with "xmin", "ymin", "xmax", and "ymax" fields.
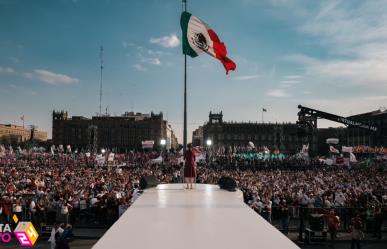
[{"xmin": 209, "ymin": 134, "xmax": 300, "ymax": 141}]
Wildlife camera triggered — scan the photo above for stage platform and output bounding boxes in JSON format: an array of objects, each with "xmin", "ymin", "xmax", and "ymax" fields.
[{"xmin": 92, "ymin": 184, "xmax": 299, "ymax": 249}]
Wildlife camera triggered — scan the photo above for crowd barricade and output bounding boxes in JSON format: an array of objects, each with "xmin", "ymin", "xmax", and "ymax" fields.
[
  {"xmin": 266, "ymin": 206, "xmax": 387, "ymax": 235},
  {"xmin": 5, "ymin": 205, "xmax": 384, "ymax": 232}
]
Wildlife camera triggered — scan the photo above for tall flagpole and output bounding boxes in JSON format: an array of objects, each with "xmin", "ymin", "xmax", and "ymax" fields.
[
  {"xmin": 182, "ymin": 0, "xmax": 187, "ymax": 154},
  {"xmin": 99, "ymin": 45, "xmax": 104, "ymax": 116}
]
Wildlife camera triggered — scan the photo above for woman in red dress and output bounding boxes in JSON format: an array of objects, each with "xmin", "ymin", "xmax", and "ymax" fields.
[{"xmin": 184, "ymin": 144, "xmax": 196, "ymax": 189}]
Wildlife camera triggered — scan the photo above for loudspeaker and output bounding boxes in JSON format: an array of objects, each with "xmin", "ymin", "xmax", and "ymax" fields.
[
  {"xmin": 139, "ymin": 175, "xmax": 159, "ymax": 189},
  {"xmin": 218, "ymin": 176, "xmax": 236, "ymax": 192}
]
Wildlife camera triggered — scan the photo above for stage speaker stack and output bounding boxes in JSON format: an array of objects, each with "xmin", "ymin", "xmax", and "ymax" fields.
[
  {"xmin": 139, "ymin": 175, "xmax": 160, "ymax": 190},
  {"xmin": 218, "ymin": 176, "xmax": 237, "ymax": 192}
]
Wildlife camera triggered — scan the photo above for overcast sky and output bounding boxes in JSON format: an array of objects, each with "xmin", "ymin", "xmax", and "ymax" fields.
[{"xmin": 1, "ymin": 0, "xmax": 387, "ymax": 142}]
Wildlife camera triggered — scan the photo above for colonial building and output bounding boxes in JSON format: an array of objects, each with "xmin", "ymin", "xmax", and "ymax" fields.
[
  {"xmin": 192, "ymin": 125, "xmax": 204, "ymax": 147},
  {"xmin": 0, "ymin": 124, "xmax": 47, "ymax": 144},
  {"xmin": 52, "ymin": 111, "xmax": 178, "ymax": 151},
  {"xmin": 192, "ymin": 112, "xmax": 315, "ymax": 154},
  {"xmin": 193, "ymin": 108, "xmax": 387, "ymax": 156}
]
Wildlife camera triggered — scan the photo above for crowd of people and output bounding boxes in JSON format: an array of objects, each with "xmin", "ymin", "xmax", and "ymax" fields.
[{"xmin": 0, "ymin": 147, "xmax": 386, "ymax": 243}]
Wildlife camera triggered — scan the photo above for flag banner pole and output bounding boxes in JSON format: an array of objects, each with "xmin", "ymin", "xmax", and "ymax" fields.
[
  {"xmin": 262, "ymin": 109, "xmax": 264, "ymax": 123},
  {"xmin": 183, "ymin": 0, "xmax": 187, "ymax": 155},
  {"xmin": 180, "ymin": 0, "xmax": 235, "ymax": 155}
]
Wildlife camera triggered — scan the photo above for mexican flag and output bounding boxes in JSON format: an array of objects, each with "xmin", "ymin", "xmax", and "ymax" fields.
[{"xmin": 180, "ymin": 11, "xmax": 236, "ymax": 74}]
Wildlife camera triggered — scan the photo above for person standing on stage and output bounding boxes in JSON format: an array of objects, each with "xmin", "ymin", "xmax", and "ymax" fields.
[{"xmin": 184, "ymin": 144, "xmax": 196, "ymax": 189}]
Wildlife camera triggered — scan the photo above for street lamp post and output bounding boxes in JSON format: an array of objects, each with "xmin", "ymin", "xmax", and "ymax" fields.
[
  {"xmin": 160, "ymin": 138, "xmax": 166, "ymax": 152},
  {"xmin": 206, "ymin": 139, "xmax": 212, "ymax": 164}
]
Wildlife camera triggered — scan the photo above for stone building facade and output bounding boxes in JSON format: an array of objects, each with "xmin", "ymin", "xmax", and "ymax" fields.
[
  {"xmin": 192, "ymin": 112, "xmax": 315, "ymax": 154},
  {"xmin": 0, "ymin": 124, "xmax": 47, "ymax": 144},
  {"xmin": 52, "ymin": 111, "xmax": 178, "ymax": 151}
]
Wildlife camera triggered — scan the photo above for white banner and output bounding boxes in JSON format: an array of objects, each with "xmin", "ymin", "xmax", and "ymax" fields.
[
  {"xmin": 342, "ymin": 146, "xmax": 353, "ymax": 153},
  {"xmin": 108, "ymin": 153, "xmax": 115, "ymax": 162},
  {"xmin": 326, "ymin": 138, "xmax": 339, "ymax": 144},
  {"xmin": 141, "ymin": 140, "xmax": 154, "ymax": 149},
  {"xmin": 96, "ymin": 154, "xmax": 105, "ymax": 166}
]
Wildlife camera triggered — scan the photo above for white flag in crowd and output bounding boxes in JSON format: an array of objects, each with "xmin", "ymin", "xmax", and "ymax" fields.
[
  {"xmin": 108, "ymin": 153, "xmax": 115, "ymax": 162},
  {"xmin": 0, "ymin": 144, "xmax": 5, "ymax": 157},
  {"xmin": 350, "ymin": 152, "xmax": 357, "ymax": 163},
  {"xmin": 329, "ymin": 146, "xmax": 340, "ymax": 154},
  {"xmin": 96, "ymin": 154, "xmax": 105, "ymax": 166},
  {"xmin": 301, "ymin": 144, "xmax": 309, "ymax": 154}
]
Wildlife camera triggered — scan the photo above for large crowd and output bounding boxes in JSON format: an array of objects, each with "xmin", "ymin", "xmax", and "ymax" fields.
[{"xmin": 0, "ymin": 148, "xmax": 386, "ymax": 238}]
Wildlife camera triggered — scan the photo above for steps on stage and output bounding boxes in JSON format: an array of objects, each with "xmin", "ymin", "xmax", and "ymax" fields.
[{"xmin": 92, "ymin": 184, "xmax": 299, "ymax": 249}]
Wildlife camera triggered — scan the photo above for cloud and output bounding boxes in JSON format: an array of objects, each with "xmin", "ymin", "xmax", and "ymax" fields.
[
  {"xmin": 287, "ymin": 1, "xmax": 387, "ymax": 88},
  {"xmin": 301, "ymin": 95, "xmax": 387, "ymax": 119},
  {"xmin": 269, "ymin": 0, "xmax": 291, "ymax": 6},
  {"xmin": 137, "ymin": 50, "xmax": 162, "ymax": 66},
  {"xmin": 362, "ymin": 95, "xmax": 387, "ymax": 101},
  {"xmin": 24, "ymin": 69, "xmax": 79, "ymax": 84},
  {"xmin": 284, "ymin": 75, "xmax": 302, "ymax": 79},
  {"xmin": 146, "ymin": 49, "xmax": 170, "ymax": 56},
  {"xmin": 7, "ymin": 84, "xmax": 37, "ymax": 95},
  {"xmin": 142, "ymin": 57, "xmax": 161, "ymax": 65},
  {"xmin": 287, "ymin": 53, "xmax": 387, "ymax": 87},
  {"xmin": 280, "ymin": 80, "xmax": 300, "ymax": 84},
  {"xmin": 122, "ymin": 41, "xmax": 135, "ymax": 48},
  {"xmin": 150, "ymin": 34, "xmax": 180, "ymax": 48},
  {"xmin": 233, "ymin": 74, "xmax": 260, "ymax": 81},
  {"xmin": 265, "ymin": 89, "xmax": 290, "ymax": 97},
  {"xmin": 132, "ymin": 47, "xmax": 164, "ymax": 71},
  {"xmin": 0, "ymin": 66, "xmax": 15, "ymax": 74},
  {"xmin": 133, "ymin": 64, "xmax": 146, "ymax": 71}
]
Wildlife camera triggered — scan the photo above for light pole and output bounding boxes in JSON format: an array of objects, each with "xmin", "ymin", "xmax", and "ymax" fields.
[
  {"xmin": 160, "ymin": 139, "xmax": 166, "ymax": 148},
  {"xmin": 206, "ymin": 139, "xmax": 212, "ymax": 164},
  {"xmin": 160, "ymin": 139, "xmax": 167, "ymax": 153}
]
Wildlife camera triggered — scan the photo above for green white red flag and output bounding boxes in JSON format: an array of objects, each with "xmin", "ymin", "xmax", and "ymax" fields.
[{"xmin": 180, "ymin": 11, "xmax": 236, "ymax": 74}]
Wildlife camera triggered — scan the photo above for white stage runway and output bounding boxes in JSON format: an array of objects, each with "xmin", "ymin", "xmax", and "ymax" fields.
[{"xmin": 93, "ymin": 184, "xmax": 299, "ymax": 249}]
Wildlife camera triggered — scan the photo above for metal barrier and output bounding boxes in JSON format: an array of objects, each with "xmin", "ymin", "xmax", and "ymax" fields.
[{"xmin": 1, "ymin": 204, "xmax": 386, "ymax": 240}]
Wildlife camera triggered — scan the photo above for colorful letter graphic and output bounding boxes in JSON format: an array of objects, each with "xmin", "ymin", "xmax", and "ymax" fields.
[{"xmin": 14, "ymin": 222, "xmax": 39, "ymax": 247}]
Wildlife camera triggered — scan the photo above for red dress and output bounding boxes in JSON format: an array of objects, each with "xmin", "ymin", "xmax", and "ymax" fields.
[{"xmin": 184, "ymin": 150, "xmax": 196, "ymax": 178}]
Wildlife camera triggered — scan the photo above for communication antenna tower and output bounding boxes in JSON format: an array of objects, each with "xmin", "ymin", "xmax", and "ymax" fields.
[{"xmin": 99, "ymin": 45, "xmax": 104, "ymax": 116}]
